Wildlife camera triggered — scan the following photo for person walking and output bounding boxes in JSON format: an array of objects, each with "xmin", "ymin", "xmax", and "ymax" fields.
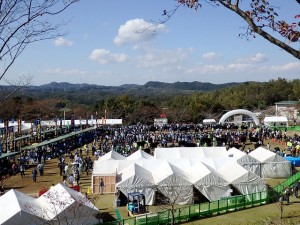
[
  {"xmin": 37, "ymin": 162, "xmax": 44, "ymax": 176},
  {"xmin": 32, "ymin": 167, "xmax": 38, "ymax": 182},
  {"xmin": 64, "ymin": 164, "xmax": 69, "ymax": 177},
  {"xmin": 284, "ymin": 187, "xmax": 291, "ymax": 204},
  {"xmin": 68, "ymin": 174, "xmax": 74, "ymax": 186},
  {"xmin": 19, "ymin": 164, "xmax": 25, "ymax": 178},
  {"xmin": 293, "ymin": 181, "xmax": 299, "ymax": 198},
  {"xmin": 100, "ymin": 178, "xmax": 105, "ymax": 195}
]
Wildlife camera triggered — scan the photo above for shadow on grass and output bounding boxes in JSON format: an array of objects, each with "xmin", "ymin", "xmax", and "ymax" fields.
[
  {"xmin": 98, "ymin": 212, "xmax": 118, "ymax": 223},
  {"xmin": 5, "ymin": 186, "xmax": 25, "ymax": 190}
]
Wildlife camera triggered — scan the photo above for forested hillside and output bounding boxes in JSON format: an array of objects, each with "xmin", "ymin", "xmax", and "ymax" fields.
[{"xmin": 0, "ymin": 78, "xmax": 299, "ymax": 125}]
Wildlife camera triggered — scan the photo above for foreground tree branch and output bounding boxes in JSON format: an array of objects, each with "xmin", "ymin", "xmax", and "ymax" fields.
[
  {"xmin": 164, "ymin": 0, "xmax": 300, "ymax": 60},
  {"xmin": 0, "ymin": 0, "xmax": 78, "ymax": 81}
]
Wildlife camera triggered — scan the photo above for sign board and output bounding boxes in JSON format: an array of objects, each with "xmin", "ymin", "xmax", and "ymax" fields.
[{"xmin": 154, "ymin": 118, "xmax": 168, "ymax": 126}]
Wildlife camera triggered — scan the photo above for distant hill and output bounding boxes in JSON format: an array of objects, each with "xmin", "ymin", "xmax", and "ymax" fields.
[{"xmin": 23, "ymin": 81, "xmax": 240, "ymax": 92}]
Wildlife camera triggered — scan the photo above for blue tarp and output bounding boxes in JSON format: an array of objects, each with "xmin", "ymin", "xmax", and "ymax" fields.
[{"xmin": 285, "ymin": 156, "xmax": 300, "ymax": 167}]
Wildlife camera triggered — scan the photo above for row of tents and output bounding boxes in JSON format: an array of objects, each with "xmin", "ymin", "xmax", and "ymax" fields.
[
  {"xmin": 92, "ymin": 147, "xmax": 291, "ymax": 205},
  {"xmin": 0, "ymin": 184, "xmax": 99, "ymax": 225}
]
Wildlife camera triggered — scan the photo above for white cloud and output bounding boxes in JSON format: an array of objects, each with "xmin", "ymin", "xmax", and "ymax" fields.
[
  {"xmin": 236, "ymin": 53, "xmax": 268, "ymax": 64},
  {"xmin": 202, "ymin": 52, "xmax": 221, "ymax": 60},
  {"xmin": 185, "ymin": 63, "xmax": 253, "ymax": 74},
  {"xmin": 270, "ymin": 62, "xmax": 300, "ymax": 72},
  {"xmin": 44, "ymin": 68, "xmax": 87, "ymax": 75},
  {"xmin": 113, "ymin": 19, "xmax": 165, "ymax": 46},
  {"xmin": 137, "ymin": 48, "xmax": 192, "ymax": 68},
  {"xmin": 89, "ymin": 48, "xmax": 128, "ymax": 64},
  {"xmin": 54, "ymin": 37, "xmax": 74, "ymax": 47}
]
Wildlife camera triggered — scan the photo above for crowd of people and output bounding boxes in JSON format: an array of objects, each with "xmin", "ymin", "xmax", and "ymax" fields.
[{"xmin": 1, "ymin": 122, "xmax": 300, "ymax": 197}]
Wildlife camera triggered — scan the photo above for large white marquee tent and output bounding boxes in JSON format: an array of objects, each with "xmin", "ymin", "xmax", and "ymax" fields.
[{"xmin": 93, "ymin": 146, "xmax": 285, "ymax": 205}]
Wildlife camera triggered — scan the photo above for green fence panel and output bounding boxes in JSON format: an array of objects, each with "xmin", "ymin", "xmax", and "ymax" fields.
[
  {"xmin": 189, "ymin": 204, "xmax": 200, "ymax": 218},
  {"xmin": 175, "ymin": 206, "xmax": 190, "ymax": 221},
  {"xmin": 122, "ymin": 217, "xmax": 136, "ymax": 225},
  {"xmin": 218, "ymin": 198, "xmax": 229, "ymax": 212},
  {"xmin": 157, "ymin": 210, "xmax": 170, "ymax": 224},
  {"xmin": 209, "ymin": 200, "xmax": 219, "ymax": 213},
  {"xmin": 199, "ymin": 202, "xmax": 211, "ymax": 216},
  {"xmin": 274, "ymin": 172, "xmax": 300, "ymax": 194}
]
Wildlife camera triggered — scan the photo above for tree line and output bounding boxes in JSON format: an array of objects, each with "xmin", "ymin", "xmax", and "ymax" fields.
[{"xmin": 1, "ymin": 78, "xmax": 299, "ymax": 125}]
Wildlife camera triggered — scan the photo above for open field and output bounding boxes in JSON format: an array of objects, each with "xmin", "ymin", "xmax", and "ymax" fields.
[{"xmin": 3, "ymin": 133, "xmax": 300, "ymax": 224}]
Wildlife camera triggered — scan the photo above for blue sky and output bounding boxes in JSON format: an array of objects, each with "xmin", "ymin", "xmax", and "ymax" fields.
[{"xmin": 3, "ymin": 0, "xmax": 300, "ymax": 86}]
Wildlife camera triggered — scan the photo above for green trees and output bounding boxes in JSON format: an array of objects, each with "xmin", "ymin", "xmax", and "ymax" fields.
[{"xmin": 1, "ymin": 79, "xmax": 299, "ymax": 124}]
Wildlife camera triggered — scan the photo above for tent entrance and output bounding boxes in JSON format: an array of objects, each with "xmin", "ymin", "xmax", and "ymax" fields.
[
  {"xmin": 154, "ymin": 189, "xmax": 170, "ymax": 205},
  {"xmin": 230, "ymin": 184, "xmax": 242, "ymax": 196},
  {"xmin": 193, "ymin": 187, "xmax": 209, "ymax": 204}
]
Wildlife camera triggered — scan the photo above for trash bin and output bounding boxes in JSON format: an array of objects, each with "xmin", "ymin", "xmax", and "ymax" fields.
[{"xmin": 116, "ymin": 199, "xmax": 121, "ymax": 207}]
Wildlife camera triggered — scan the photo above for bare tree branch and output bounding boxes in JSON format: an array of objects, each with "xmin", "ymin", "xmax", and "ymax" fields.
[
  {"xmin": 161, "ymin": 0, "xmax": 300, "ymax": 60},
  {"xmin": 0, "ymin": 0, "xmax": 78, "ymax": 81}
]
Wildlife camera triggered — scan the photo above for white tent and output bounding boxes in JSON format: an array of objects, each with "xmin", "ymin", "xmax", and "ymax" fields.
[
  {"xmin": 216, "ymin": 162, "xmax": 267, "ymax": 198},
  {"xmin": 158, "ymin": 162, "xmax": 193, "ymax": 205},
  {"xmin": 0, "ymin": 189, "xmax": 44, "ymax": 225},
  {"xmin": 0, "ymin": 184, "xmax": 99, "ymax": 225},
  {"xmin": 92, "ymin": 160, "xmax": 132, "ymax": 176},
  {"xmin": 36, "ymin": 184, "xmax": 99, "ymax": 225},
  {"xmin": 116, "ymin": 163, "xmax": 156, "ymax": 205},
  {"xmin": 263, "ymin": 116, "xmax": 288, "ymax": 127},
  {"xmin": 227, "ymin": 147, "xmax": 261, "ymax": 176},
  {"xmin": 201, "ymin": 147, "xmax": 228, "ymax": 158},
  {"xmin": 203, "ymin": 119, "xmax": 216, "ymax": 124},
  {"xmin": 187, "ymin": 160, "xmax": 231, "ymax": 202},
  {"xmin": 99, "ymin": 150, "xmax": 126, "ymax": 160},
  {"xmin": 127, "ymin": 150, "xmax": 154, "ymax": 160},
  {"xmin": 249, "ymin": 147, "xmax": 291, "ymax": 178},
  {"xmin": 154, "ymin": 147, "xmax": 228, "ymax": 159}
]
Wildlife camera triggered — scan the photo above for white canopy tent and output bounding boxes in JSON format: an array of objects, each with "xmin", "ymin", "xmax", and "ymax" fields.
[
  {"xmin": 203, "ymin": 119, "xmax": 216, "ymax": 124},
  {"xmin": 37, "ymin": 184, "xmax": 99, "ymax": 225},
  {"xmin": 263, "ymin": 116, "xmax": 288, "ymax": 127},
  {"xmin": 0, "ymin": 184, "xmax": 99, "ymax": 225},
  {"xmin": 116, "ymin": 163, "xmax": 156, "ymax": 205},
  {"xmin": 187, "ymin": 160, "xmax": 231, "ymax": 202},
  {"xmin": 227, "ymin": 147, "xmax": 261, "ymax": 176},
  {"xmin": 249, "ymin": 147, "xmax": 291, "ymax": 178},
  {"xmin": 215, "ymin": 162, "xmax": 267, "ymax": 198},
  {"xmin": 0, "ymin": 189, "xmax": 45, "ymax": 225},
  {"xmin": 160, "ymin": 163, "xmax": 193, "ymax": 205}
]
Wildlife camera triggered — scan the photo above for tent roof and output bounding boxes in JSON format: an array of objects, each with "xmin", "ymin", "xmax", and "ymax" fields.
[
  {"xmin": 127, "ymin": 150, "xmax": 154, "ymax": 160},
  {"xmin": 99, "ymin": 150, "xmax": 126, "ymax": 160},
  {"xmin": 117, "ymin": 163, "xmax": 154, "ymax": 186},
  {"xmin": 0, "ymin": 189, "xmax": 41, "ymax": 224},
  {"xmin": 203, "ymin": 119, "xmax": 216, "ymax": 123},
  {"xmin": 264, "ymin": 116, "xmax": 288, "ymax": 123},
  {"xmin": 249, "ymin": 147, "xmax": 288, "ymax": 162},
  {"xmin": 92, "ymin": 160, "xmax": 132, "ymax": 175},
  {"xmin": 0, "ymin": 184, "xmax": 98, "ymax": 224},
  {"xmin": 216, "ymin": 162, "xmax": 252, "ymax": 183},
  {"xmin": 154, "ymin": 147, "xmax": 228, "ymax": 159},
  {"xmin": 227, "ymin": 147, "xmax": 260, "ymax": 163}
]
